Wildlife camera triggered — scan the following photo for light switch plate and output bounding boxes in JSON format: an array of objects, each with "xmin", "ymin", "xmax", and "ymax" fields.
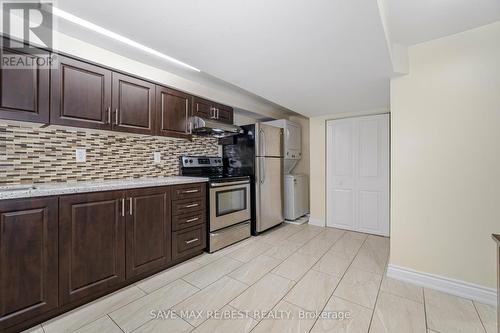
[
  {"xmin": 75, "ymin": 148, "xmax": 86, "ymax": 163},
  {"xmin": 153, "ymin": 152, "xmax": 161, "ymax": 163}
]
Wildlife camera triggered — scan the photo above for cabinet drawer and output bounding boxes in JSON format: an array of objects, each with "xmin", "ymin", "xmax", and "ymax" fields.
[
  {"xmin": 172, "ymin": 197, "xmax": 205, "ymax": 216},
  {"xmin": 172, "ymin": 224, "xmax": 206, "ymax": 260},
  {"xmin": 172, "ymin": 211, "xmax": 205, "ymax": 231},
  {"xmin": 171, "ymin": 183, "xmax": 205, "ymax": 200}
]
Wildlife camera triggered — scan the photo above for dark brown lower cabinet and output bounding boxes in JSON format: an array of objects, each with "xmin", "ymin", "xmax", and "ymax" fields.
[
  {"xmin": 0, "ymin": 197, "xmax": 58, "ymax": 330},
  {"xmin": 126, "ymin": 187, "xmax": 171, "ymax": 278},
  {"xmin": 1, "ymin": 182, "xmax": 206, "ymax": 332},
  {"xmin": 59, "ymin": 191, "xmax": 126, "ymax": 305}
]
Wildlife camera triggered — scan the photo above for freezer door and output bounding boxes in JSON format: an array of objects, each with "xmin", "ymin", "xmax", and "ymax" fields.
[
  {"xmin": 255, "ymin": 157, "xmax": 283, "ymax": 232},
  {"xmin": 255, "ymin": 123, "xmax": 283, "ymax": 157}
]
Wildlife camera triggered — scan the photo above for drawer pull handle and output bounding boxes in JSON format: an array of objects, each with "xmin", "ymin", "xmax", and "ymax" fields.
[
  {"xmin": 185, "ymin": 203, "xmax": 199, "ymax": 208},
  {"xmin": 183, "ymin": 189, "xmax": 199, "ymax": 193},
  {"xmin": 185, "ymin": 238, "xmax": 199, "ymax": 244},
  {"xmin": 186, "ymin": 217, "xmax": 199, "ymax": 223}
]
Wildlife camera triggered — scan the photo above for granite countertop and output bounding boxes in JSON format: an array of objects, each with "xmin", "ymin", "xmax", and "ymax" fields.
[
  {"xmin": 492, "ymin": 234, "xmax": 500, "ymax": 245},
  {"xmin": 0, "ymin": 176, "xmax": 209, "ymax": 200}
]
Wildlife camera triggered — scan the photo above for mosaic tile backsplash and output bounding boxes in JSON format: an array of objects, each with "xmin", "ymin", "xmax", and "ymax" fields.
[{"xmin": 0, "ymin": 122, "xmax": 219, "ymax": 185}]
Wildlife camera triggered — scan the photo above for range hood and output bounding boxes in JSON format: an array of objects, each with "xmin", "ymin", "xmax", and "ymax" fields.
[{"xmin": 190, "ymin": 116, "xmax": 243, "ymax": 138}]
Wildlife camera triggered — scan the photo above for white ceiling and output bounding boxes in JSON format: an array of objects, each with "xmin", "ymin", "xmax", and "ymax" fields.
[
  {"xmin": 387, "ymin": 0, "xmax": 500, "ymax": 46},
  {"xmin": 53, "ymin": 0, "xmax": 500, "ymax": 118},
  {"xmin": 54, "ymin": 0, "xmax": 392, "ymax": 117}
]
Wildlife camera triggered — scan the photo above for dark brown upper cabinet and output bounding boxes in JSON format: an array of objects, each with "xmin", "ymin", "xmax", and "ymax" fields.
[
  {"xmin": 125, "ymin": 187, "xmax": 172, "ymax": 279},
  {"xmin": 59, "ymin": 191, "xmax": 125, "ymax": 305},
  {"xmin": 192, "ymin": 96, "xmax": 233, "ymax": 124},
  {"xmin": 112, "ymin": 73, "xmax": 155, "ymax": 135},
  {"xmin": 216, "ymin": 103, "xmax": 234, "ymax": 124},
  {"xmin": 192, "ymin": 96, "xmax": 213, "ymax": 119},
  {"xmin": 156, "ymin": 86, "xmax": 192, "ymax": 139},
  {"xmin": 51, "ymin": 55, "xmax": 112, "ymax": 130},
  {"xmin": 0, "ymin": 40, "xmax": 50, "ymax": 123},
  {"xmin": 0, "ymin": 197, "xmax": 58, "ymax": 330}
]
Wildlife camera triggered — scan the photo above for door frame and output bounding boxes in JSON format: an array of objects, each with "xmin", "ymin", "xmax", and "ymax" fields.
[{"xmin": 325, "ymin": 113, "xmax": 390, "ymax": 237}]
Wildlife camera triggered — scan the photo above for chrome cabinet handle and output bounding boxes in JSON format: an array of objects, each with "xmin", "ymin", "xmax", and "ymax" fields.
[
  {"xmin": 216, "ymin": 108, "xmax": 219, "ymax": 119},
  {"xmin": 185, "ymin": 101, "xmax": 189, "ymax": 133},
  {"xmin": 185, "ymin": 238, "xmax": 199, "ymax": 244},
  {"xmin": 114, "ymin": 109, "xmax": 119, "ymax": 125},
  {"xmin": 129, "ymin": 198, "xmax": 133, "ymax": 215},
  {"xmin": 121, "ymin": 198, "xmax": 125, "ymax": 217},
  {"xmin": 183, "ymin": 189, "xmax": 199, "ymax": 194},
  {"xmin": 185, "ymin": 217, "xmax": 199, "ymax": 223},
  {"xmin": 185, "ymin": 203, "xmax": 199, "ymax": 208}
]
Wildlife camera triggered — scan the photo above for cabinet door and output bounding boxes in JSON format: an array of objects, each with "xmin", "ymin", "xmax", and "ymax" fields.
[
  {"xmin": 192, "ymin": 96, "xmax": 213, "ymax": 119},
  {"xmin": 59, "ymin": 191, "xmax": 125, "ymax": 305},
  {"xmin": 0, "ymin": 197, "xmax": 58, "ymax": 330},
  {"xmin": 112, "ymin": 73, "xmax": 155, "ymax": 135},
  {"xmin": 216, "ymin": 103, "xmax": 233, "ymax": 124},
  {"xmin": 126, "ymin": 187, "xmax": 171, "ymax": 278},
  {"xmin": 51, "ymin": 55, "xmax": 112, "ymax": 129},
  {"xmin": 156, "ymin": 86, "xmax": 191, "ymax": 139},
  {"xmin": 0, "ymin": 39, "xmax": 50, "ymax": 123}
]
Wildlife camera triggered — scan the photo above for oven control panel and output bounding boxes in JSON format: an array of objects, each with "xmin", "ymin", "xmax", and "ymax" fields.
[{"xmin": 181, "ymin": 156, "xmax": 223, "ymax": 168}]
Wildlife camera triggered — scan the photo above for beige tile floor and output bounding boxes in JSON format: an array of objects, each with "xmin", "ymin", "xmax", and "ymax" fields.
[{"xmin": 26, "ymin": 223, "xmax": 497, "ymax": 333}]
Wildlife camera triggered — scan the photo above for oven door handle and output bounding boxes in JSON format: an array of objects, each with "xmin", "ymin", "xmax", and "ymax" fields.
[{"xmin": 210, "ymin": 180, "xmax": 250, "ymax": 187}]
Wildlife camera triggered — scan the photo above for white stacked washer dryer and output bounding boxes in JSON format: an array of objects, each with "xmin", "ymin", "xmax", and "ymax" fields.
[{"xmin": 265, "ymin": 119, "xmax": 309, "ymax": 221}]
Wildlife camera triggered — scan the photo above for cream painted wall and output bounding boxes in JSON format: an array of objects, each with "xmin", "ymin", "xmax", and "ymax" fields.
[
  {"xmin": 308, "ymin": 110, "xmax": 388, "ymax": 226},
  {"xmin": 390, "ymin": 21, "xmax": 500, "ymax": 289}
]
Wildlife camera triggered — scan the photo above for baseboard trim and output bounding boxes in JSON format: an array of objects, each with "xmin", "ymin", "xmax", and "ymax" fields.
[
  {"xmin": 387, "ymin": 264, "xmax": 497, "ymax": 306},
  {"xmin": 308, "ymin": 217, "xmax": 325, "ymax": 227}
]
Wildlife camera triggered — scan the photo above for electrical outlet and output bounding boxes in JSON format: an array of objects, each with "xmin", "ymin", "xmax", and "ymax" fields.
[
  {"xmin": 153, "ymin": 152, "xmax": 161, "ymax": 163},
  {"xmin": 75, "ymin": 148, "xmax": 86, "ymax": 163}
]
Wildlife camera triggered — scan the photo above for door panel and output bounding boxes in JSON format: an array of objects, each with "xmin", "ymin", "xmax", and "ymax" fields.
[
  {"xmin": 357, "ymin": 115, "xmax": 389, "ymax": 235},
  {"xmin": 156, "ymin": 86, "xmax": 191, "ymax": 138},
  {"xmin": 59, "ymin": 191, "xmax": 125, "ymax": 305},
  {"xmin": 0, "ymin": 43, "xmax": 50, "ymax": 123},
  {"xmin": 256, "ymin": 157, "xmax": 283, "ymax": 232},
  {"xmin": 112, "ymin": 73, "xmax": 155, "ymax": 135},
  {"xmin": 51, "ymin": 55, "xmax": 112, "ymax": 129},
  {"xmin": 255, "ymin": 123, "xmax": 283, "ymax": 157},
  {"xmin": 331, "ymin": 189, "xmax": 354, "ymax": 228},
  {"xmin": 358, "ymin": 191, "xmax": 380, "ymax": 232},
  {"xmin": 359, "ymin": 119, "xmax": 379, "ymax": 177},
  {"xmin": 333, "ymin": 121, "xmax": 353, "ymax": 177},
  {"xmin": 126, "ymin": 187, "xmax": 171, "ymax": 278},
  {"xmin": 327, "ymin": 114, "xmax": 389, "ymax": 236},
  {"xmin": 0, "ymin": 198, "xmax": 58, "ymax": 330}
]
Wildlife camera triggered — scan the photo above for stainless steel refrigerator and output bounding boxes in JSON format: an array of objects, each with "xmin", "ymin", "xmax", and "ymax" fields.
[
  {"xmin": 254, "ymin": 123, "xmax": 284, "ymax": 233},
  {"xmin": 221, "ymin": 122, "xmax": 284, "ymax": 234}
]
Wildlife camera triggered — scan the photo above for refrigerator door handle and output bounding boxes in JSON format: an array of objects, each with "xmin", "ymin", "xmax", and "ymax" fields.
[
  {"xmin": 260, "ymin": 158, "xmax": 266, "ymax": 184},
  {"xmin": 260, "ymin": 128, "xmax": 266, "ymax": 157}
]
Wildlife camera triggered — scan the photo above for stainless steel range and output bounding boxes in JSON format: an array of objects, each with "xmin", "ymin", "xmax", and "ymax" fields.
[{"xmin": 180, "ymin": 156, "xmax": 251, "ymax": 252}]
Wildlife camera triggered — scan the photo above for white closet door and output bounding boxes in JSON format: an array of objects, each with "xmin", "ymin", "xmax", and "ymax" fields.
[{"xmin": 326, "ymin": 114, "xmax": 389, "ymax": 236}]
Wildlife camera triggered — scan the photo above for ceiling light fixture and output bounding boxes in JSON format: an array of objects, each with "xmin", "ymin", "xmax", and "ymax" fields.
[{"xmin": 51, "ymin": 7, "xmax": 201, "ymax": 72}]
